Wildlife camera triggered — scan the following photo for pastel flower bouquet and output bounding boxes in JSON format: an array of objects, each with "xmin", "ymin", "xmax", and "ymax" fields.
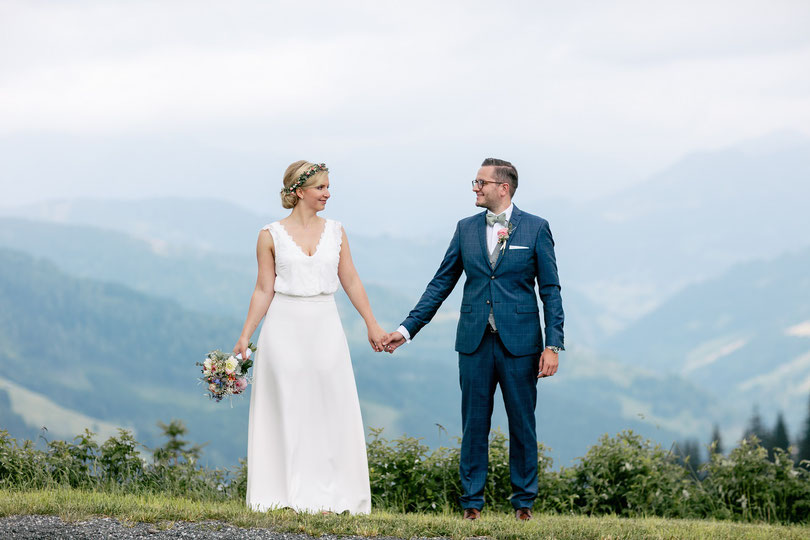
[{"xmin": 197, "ymin": 343, "xmax": 256, "ymax": 402}]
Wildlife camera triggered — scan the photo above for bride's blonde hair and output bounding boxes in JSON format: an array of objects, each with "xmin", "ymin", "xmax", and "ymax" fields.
[{"xmin": 280, "ymin": 160, "xmax": 329, "ymax": 209}]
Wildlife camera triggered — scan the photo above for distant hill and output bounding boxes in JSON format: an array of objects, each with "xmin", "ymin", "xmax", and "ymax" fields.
[
  {"xmin": 0, "ymin": 217, "xmax": 256, "ymax": 318},
  {"xmin": 6, "ymin": 134, "xmax": 808, "ymax": 334},
  {"xmin": 0, "ymin": 217, "xmax": 603, "ymax": 349},
  {"xmin": 0, "ymin": 389, "xmax": 40, "ymax": 442},
  {"xmin": 0, "ymin": 247, "xmax": 715, "ymax": 466},
  {"xmin": 0, "ymin": 200, "xmax": 454, "ymax": 299},
  {"xmin": 607, "ymin": 246, "xmax": 810, "ymax": 438},
  {"xmin": 528, "ymin": 132, "xmax": 810, "ymax": 320},
  {"xmin": 0, "ymin": 197, "xmax": 273, "ymax": 256},
  {"xmin": 0, "ymin": 379, "xmax": 121, "ymax": 442},
  {"xmin": 0, "ymin": 248, "xmax": 244, "ymax": 465}
]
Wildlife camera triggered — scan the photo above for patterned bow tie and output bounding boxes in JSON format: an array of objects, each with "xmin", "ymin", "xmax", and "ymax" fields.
[{"xmin": 486, "ymin": 212, "xmax": 507, "ymax": 226}]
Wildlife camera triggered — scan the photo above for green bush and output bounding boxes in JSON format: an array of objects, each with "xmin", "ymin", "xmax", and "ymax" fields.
[
  {"xmin": 45, "ymin": 429, "xmax": 98, "ymax": 488},
  {"xmin": 99, "ymin": 429, "xmax": 143, "ymax": 485},
  {"xmin": 1, "ymin": 424, "xmax": 809, "ymax": 523},
  {"xmin": 0, "ymin": 424, "xmax": 239, "ymax": 501},
  {"xmin": 367, "ymin": 427, "xmax": 554, "ymax": 513},
  {"xmin": 701, "ymin": 436, "xmax": 810, "ymax": 522},
  {"xmin": 568, "ymin": 430, "xmax": 695, "ymax": 518},
  {"xmin": 0, "ymin": 431, "xmax": 49, "ymax": 488},
  {"xmin": 367, "ymin": 427, "xmax": 458, "ymax": 512}
]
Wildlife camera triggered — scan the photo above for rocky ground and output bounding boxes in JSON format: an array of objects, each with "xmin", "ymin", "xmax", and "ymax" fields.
[{"xmin": 0, "ymin": 515, "xmax": 417, "ymax": 540}]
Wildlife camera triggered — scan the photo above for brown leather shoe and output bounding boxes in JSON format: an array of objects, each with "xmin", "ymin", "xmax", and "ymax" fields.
[
  {"xmin": 463, "ymin": 508, "xmax": 481, "ymax": 520},
  {"xmin": 515, "ymin": 507, "xmax": 533, "ymax": 521}
]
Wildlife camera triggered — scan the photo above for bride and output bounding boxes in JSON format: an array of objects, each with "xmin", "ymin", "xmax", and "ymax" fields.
[{"xmin": 233, "ymin": 160, "xmax": 385, "ymax": 514}]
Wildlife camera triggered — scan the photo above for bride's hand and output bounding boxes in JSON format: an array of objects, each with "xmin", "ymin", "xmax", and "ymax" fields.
[
  {"xmin": 367, "ymin": 323, "xmax": 386, "ymax": 352},
  {"xmin": 233, "ymin": 336, "xmax": 249, "ymax": 359}
]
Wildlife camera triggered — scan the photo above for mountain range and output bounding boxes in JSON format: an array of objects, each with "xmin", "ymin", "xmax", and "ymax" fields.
[
  {"xmin": 0, "ymin": 240, "xmax": 713, "ymax": 468},
  {"xmin": 7, "ymin": 132, "xmax": 809, "ymax": 329},
  {"xmin": 1, "ymin": 132, "xmax": 809, "ymax": 465},
  {"xmin": 607, "ymin": 246, "xmax": 810, "ymax": 438}
]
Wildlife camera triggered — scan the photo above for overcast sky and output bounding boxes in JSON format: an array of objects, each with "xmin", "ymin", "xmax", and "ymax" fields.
[{"xmin": 1, "ymin": 0, "xmax": 809, "ymax": 228}]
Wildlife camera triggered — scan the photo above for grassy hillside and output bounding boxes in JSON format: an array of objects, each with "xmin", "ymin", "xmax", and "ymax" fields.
[
  {"xmin": 607, "ymin": 247, "xmax": 810, "ymax": 436},
  {"xmin": 0, "ymin": 216, "xmax": 605, "ymax": 348},
  {"xmin": 0, "ymin": 243, "xmax": 720, "ymax": 467},
  {"xmin": 538, "ymin": 135, "xmax": 810, "ymax": 317},
  {"xmin": 0, "ymin": 248, "xmax": 245, "ymax": 464},
  {"xmin": 0, "ymin": 379, "xmax": 120, "ymax": 442},
  {"xmin": 0, "ymin": 217, "xmax": 256, "ymax": 317}
]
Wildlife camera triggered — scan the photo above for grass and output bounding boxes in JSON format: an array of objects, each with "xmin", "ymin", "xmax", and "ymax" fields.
[{"xmin": 2, "ymin": 488, "xmax": 810, "ymax": 539}]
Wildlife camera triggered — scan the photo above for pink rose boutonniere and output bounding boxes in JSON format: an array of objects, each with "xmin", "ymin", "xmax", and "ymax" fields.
[{"xmin": 497, "ymin": 223, "xmax": 514, "ymax": 252}]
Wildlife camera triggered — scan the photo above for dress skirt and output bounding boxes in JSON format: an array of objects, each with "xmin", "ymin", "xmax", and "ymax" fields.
[{"xmin": 246, "ymin": 292, "xmax": 371, "ymax": 514}]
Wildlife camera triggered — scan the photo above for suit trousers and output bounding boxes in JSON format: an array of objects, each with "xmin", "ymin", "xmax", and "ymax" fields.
[{"xmin": 458, "ymin": 330, "xmax": 540, "ymax": 510}]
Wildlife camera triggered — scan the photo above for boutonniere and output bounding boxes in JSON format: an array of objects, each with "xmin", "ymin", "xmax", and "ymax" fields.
[{"xmin": 497, "ymin": 223, "xmax": 514, "ymax": 253}]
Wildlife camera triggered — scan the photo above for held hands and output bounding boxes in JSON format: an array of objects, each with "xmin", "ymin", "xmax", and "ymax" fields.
[
  {"xmin": 381, "ymin": 331, "xmax": 406, "ymax": 354},
  {"xmin": 538, "ymin": 347, "xmax": 559, "ymax": 378},
  {"xmin": 367, "ymin": 322, "xmax": 388, "ymax": 352}
]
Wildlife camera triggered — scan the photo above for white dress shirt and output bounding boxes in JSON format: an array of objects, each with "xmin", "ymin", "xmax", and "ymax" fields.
[
  {"xmin": 396, "ymin": 204, "xmax": 513, "ymax": 343},
  {"xmin": 486, "ymin": 203, "xmax": 513, "ymax": 255}
]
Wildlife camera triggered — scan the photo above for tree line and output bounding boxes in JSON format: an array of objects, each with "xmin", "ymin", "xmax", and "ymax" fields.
[{"xmin": 675, "ymin": 396, "xmax": 810, "ymax": 470}]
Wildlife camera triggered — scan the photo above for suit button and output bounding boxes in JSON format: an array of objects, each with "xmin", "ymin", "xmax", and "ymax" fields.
[
  {"xmin": 490, "ymin": 276, "xmax": 495, "ymax": 279},
  {"xmin": 486, "ymin": 300, "xmax": 490, "ymax": 304}
]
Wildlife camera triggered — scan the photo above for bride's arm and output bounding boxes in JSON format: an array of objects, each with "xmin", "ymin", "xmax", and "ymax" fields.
[
  {"xmin": 337, "ymin": 227, "xmax": 385, "ymax": 352},
  {"xmin": 233, "ymin": 230, "xmax": 276, "ymax": 358}
]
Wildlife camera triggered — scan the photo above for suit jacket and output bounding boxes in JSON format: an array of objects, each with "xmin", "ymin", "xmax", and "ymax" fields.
[{"xmin": 401, "ymin": 205, "xmax": 564, "ymax": 357}]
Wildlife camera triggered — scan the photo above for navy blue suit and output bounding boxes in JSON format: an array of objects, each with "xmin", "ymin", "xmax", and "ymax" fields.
[{"xmin": 401, "ymin": 205, "xmax": 564, "ymax": 509}]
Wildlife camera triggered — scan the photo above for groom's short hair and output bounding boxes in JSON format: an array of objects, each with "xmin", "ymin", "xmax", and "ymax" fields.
[{"xmin": 481, "ymin": 158, "xmax": 518, "ymax": 197}]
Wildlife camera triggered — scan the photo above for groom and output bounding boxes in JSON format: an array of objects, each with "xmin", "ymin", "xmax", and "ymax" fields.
[{"xmin": 383, "ymin": 158, "xmax": 564, "ymax": 521}]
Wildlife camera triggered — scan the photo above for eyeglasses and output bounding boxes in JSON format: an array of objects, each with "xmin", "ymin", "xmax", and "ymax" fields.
[{"xmin": 471, "ymin": 179, "xmax": 506, "ymax": 189}]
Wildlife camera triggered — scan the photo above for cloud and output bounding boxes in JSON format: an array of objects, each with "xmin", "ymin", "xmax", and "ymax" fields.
[{"xmin": 1, "ymin": 0, "xmax": 809, "ymax": 201}]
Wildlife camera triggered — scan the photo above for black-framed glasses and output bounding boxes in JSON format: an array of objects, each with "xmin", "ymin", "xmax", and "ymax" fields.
[{"xmin": 472, "ymin": 179, "xmax": 506, "ymax": 189}]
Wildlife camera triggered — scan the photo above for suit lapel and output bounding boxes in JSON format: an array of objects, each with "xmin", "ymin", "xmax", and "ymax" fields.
[
  {"xmin": 492, "ymin": 205, "xmax": 522, "ymax": 273},
  {"xmin": 477, "ymin": 211, "xmax": 491, "ymax": 265}
]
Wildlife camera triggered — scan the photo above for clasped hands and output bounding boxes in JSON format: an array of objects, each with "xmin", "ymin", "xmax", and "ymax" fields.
[{"xmin": 365, "ymin": 325, "xmax": 405, "ymax": 354}]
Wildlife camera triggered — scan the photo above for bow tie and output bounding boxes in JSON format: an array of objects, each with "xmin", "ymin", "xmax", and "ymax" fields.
[{"xmin": 486, "ymin": 212, "xmax": 507, "ymax": 227}]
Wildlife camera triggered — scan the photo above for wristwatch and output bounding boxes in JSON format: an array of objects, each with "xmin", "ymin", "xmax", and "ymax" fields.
[{"xmin": 546, "ymin": 346, "xmax": 562, "ymax": 354}]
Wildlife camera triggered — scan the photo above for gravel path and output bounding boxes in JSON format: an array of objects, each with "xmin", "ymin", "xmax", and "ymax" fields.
[{"xmin": 0, "ymin": 515, "xmax": 418, "ymax": 540}]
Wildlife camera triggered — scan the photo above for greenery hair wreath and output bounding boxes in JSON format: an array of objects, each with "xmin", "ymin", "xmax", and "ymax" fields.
[{"xmin": 282, "ymin": 163, "xmax": 328, "ymax": 195}]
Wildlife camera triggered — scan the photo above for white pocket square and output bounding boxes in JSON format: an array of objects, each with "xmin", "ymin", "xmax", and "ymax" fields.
[{"xmin": 509, "ymin": 245, "xmax": 530, "ymax": 250}]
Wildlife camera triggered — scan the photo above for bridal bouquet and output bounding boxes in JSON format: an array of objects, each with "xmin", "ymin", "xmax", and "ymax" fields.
[{"xmin": 197, "ymin": 343, "xmax": 256, "ymax": 402}]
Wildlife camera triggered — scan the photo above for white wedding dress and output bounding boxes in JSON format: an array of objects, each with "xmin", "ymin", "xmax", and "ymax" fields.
[{"xmin": 246, "ymin": 219, "xmax": 371, "ymax": 514}]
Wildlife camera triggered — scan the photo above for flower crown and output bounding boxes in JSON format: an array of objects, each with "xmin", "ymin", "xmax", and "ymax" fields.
[{"xmin": 282, "ymin": 163, "xmax": 329, "ymax": 194}]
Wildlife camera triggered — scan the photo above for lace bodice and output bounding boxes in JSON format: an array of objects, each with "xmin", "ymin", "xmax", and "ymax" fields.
[{"xmin": 263, "ymin": 219, "xmax": 342, "ymax": 297}]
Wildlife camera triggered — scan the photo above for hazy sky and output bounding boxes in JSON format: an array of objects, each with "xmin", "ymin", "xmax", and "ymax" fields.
[{"xmin": 1, "ymin": 0, "xmax": 809, "ymax": 227}]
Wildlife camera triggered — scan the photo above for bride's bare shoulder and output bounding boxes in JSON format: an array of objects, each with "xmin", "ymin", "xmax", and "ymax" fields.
[{"xmin": 257, "ymin": 225, "xmax": 275, "ymax": 252}]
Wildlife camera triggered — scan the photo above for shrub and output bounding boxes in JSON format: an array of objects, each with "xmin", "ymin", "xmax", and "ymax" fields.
[
  {"xmin": 701, "ymin": 436, "xmax": 810, "ymax": 522},
  {"xmin": 2, "ymin": 424, "xmax": 809, "ymax": 524},
  {"xmin": 99, "ymin": 429, "xmax": 144, "ymax": 485},
  {"xmin": 367, "ymin": 428, "xmax": 554, "ymax": 513},
  {"xmin": 0, "ymin": 430, "xmax": 49, "ymax": 488},
  {"xmin": 45, "ymin": 429, "xmax": 98, "ymax": 488},
  {"xmin": 569, "ymin": 430, "xmax": 694, "ymax": 518},
  {"xmin": 367, "ymin": 427, "xmax": 458, "ymax": 512}
]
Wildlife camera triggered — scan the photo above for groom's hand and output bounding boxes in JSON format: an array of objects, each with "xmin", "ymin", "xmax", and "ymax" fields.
[
  {"xmin": 382, "ymin": 331, "xmax": 406, "ymax": 354},
  {"xmin": 538, "ymin": 348, "xmax": 559, "ymax": 378}
]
